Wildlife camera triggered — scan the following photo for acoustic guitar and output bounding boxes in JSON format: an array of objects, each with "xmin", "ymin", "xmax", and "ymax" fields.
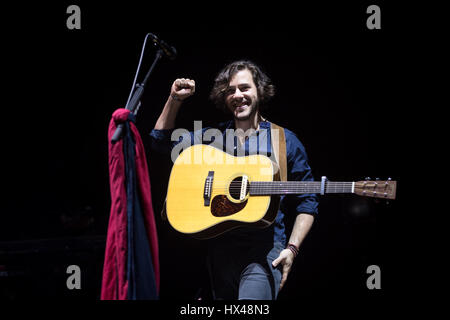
[{"xmin": 165, "ymin": 144, "xmax": 397, "ymax": 239}]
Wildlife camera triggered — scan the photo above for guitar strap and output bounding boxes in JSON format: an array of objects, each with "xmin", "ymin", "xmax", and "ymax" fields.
[
  {"xmin": 160, "ymin": 120, "xmax": 288, "ymax": 221},
  {"xmin": 269, "ymin": 121, "xmax": 288, "ymax": 182}
]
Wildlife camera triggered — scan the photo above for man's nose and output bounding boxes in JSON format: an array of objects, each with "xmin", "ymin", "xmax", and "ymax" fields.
[{"xmin": 233, "ymin": 88, "xmax": 244, "ymax": 99}]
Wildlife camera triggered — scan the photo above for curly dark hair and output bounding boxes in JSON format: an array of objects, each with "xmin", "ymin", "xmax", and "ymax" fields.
[{"xmin": 209, "ymin": 60, "xmax": 275, "ymax": 113}]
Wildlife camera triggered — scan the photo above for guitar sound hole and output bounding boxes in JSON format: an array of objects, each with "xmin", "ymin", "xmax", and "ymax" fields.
[
  {"xmin": 229, "ymin": 176, "xmax": 247, "ymax": 200},
  {"xmin": 210, "ymin": 176, "xmax": 249, "ymax": 218}
]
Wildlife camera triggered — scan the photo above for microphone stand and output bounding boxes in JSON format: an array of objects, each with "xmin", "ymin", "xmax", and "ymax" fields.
[{"xmin": 111, "ymin": 48, "xmax": 164, "ymax": 143}]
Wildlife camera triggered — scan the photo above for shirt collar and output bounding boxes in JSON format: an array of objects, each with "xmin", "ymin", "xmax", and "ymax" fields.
[{"xmin": 224, "ymin": 119, "xmax": 271, "ymax": 131}]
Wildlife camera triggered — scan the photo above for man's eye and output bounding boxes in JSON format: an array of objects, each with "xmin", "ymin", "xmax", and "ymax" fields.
[{"xmin": 225, "ymin": 88, "xmax": 235, "ymax": 95}]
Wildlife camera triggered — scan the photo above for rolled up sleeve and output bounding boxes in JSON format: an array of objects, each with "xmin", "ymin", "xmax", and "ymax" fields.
[
  {"xmin": 283, "ymin": 130, "xmax": 319, "ymax": 215},
  {"xmin": 149, "ymin": 127, "xmax": 206, "ymax": 156},
  {"xmin": 149, "ymin": 129, "xmax": 176, "ymax": 155}
]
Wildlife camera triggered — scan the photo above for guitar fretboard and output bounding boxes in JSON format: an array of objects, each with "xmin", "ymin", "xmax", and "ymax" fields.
[{"xmin": 249, "ymin": 181, "xmax": 354, "ymax": 195}]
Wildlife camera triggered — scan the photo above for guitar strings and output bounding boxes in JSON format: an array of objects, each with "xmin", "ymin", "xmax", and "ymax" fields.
[
  {"xmin": 198, "ymin": 182, "xmax": 356, "ymax": 188},
  {"xmin": 176, "ymin": 181, "xmax": 375, "ymax": 189},
  {"xmin": 194, "ymin": 182, "xmax": 357, "ymax": 193},
  {"xmin": 190, "ymin": 181, "xmax": 383, "ymax": 194},
  {"xmin": 210, "ymin": 183, "xmax": 355, "ymax": 188}
]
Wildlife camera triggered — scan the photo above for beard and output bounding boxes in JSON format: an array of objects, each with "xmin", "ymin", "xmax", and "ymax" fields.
[{"xmin": 232, "ymin": 101, "xmax": 259, "ymax": 122}]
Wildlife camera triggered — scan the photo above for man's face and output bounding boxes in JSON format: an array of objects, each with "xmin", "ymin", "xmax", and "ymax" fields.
[{"xmin": 225, "ymin": 69, "xmax": 259, "ymax": 121}]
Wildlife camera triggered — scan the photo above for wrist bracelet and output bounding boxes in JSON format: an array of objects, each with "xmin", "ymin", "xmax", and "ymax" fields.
[{"xmin": 287, "ymin": 243, "xmax": 299, "ymax": 257}]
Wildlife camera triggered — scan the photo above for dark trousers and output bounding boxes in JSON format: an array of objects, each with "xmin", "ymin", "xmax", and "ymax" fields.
[{"xmin": 207, "ymin": 240, "xmax": 284, "ymax": 300}]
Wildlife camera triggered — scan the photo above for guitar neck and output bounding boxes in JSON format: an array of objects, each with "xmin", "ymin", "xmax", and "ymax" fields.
[{"xmin": 249, "ymin": 181, "xmax": 354, "ymax": 195}]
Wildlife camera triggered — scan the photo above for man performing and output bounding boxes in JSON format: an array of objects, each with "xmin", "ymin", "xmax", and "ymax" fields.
[{"xmin": 150, "ymin": 60, "xmax": 318, "ymax": 300}]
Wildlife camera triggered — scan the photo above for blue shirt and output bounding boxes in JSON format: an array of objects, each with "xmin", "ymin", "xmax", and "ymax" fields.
[{"xmin": 149, "ymin": 120, "xmax": 319, "ymax": 246}]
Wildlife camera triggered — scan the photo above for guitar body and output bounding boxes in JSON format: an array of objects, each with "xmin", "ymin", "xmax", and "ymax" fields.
[
  {"xmin": 165, "ymin": 144, "xmax": 397, "ymax": 239},
  {"xmin": 166, "ymin": 144, "xmax": 280, "ymax": 239}
]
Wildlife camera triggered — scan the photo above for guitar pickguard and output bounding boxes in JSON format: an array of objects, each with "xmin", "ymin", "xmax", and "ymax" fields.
[{"xmin": 211, "ymin": 195, "xmax": 247, "ymax": 217}]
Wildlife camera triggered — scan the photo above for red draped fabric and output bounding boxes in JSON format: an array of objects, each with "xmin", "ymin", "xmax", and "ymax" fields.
[{"xmin": 101, "ymin": 108, "xmax": 159, "ymax": 300}]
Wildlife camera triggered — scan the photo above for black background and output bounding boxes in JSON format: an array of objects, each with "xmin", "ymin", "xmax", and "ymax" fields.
[{"xmin": 0, "ymin": 1, "xmax": 418, "ymax": 307}]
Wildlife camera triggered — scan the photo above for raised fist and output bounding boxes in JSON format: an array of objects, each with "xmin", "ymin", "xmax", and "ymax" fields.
[{"xmin": 171, "ymin": 78, "xmax": 195, "ymax": 101}]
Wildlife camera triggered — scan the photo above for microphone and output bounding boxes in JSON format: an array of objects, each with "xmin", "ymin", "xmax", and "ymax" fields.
[{"xmin": 148, "ymin": 33, "xmax": 177, "ymax": 60}]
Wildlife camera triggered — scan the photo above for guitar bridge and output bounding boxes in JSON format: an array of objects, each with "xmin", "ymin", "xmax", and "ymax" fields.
[
  {"xmin": 204, "ymin": 171, "xmax": 214, "ymax": 206},
  {"xmin": 240, "ymin": 175, "xmax": 248, "ymax": 201}
]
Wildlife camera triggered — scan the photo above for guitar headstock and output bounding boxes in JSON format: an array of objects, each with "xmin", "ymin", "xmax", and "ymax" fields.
[{"xmin": 354, "ymin": 178, "xmax": 397, "ymax": 200}]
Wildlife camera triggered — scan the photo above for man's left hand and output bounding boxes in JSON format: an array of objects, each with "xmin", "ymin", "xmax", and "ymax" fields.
[{"xmin": 272, "ymin": 249, "xmax": 295, "ymax": 292}]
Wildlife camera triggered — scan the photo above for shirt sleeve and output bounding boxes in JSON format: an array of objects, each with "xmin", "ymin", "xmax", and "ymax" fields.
[
  {"xmin": 149, "ymin": 127, "xmax": 208, "ymax": 155},
  {"xmin": 149, "ymin": 128, "xmax": 177, "ymax": 155},
  {"xmin": 281, "ymin": 129, "xmax": 319, "ymax": 215}
]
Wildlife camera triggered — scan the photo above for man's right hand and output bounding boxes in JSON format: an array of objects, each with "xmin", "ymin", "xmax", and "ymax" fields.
[
  {"xmin": 154, "ymin": 78, "xmax": 195, "ymax": 130},
  {"xmin": 171, "ymin": 78, "xmax": 196, "ymax": 101}
]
